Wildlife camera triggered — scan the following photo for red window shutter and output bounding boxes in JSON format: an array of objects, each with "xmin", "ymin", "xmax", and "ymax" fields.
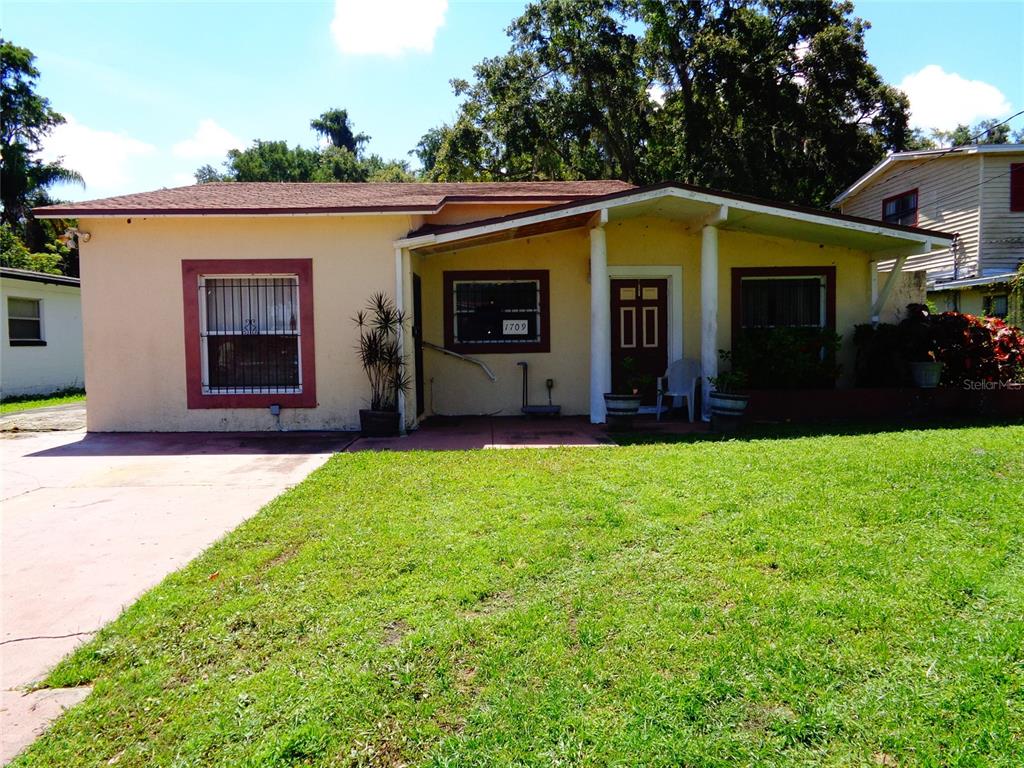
[{"xmin": 1011, "ymin": 164, "xmax": 1024, "ymax": 212}]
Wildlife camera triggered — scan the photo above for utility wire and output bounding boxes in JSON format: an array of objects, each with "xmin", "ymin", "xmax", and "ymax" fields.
[
  {"xmin": 928, "ymin": 167, "xmax": 1016, "ymax": 210},
  {"xmin": 841, "ymin": 109, "xmax": 1024, "ymax": 200}
]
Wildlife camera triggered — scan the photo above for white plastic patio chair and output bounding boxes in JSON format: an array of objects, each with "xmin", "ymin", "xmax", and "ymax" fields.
[{"xmin": 656, "ymin": 359, "xmax": 701, "ymax": 422}]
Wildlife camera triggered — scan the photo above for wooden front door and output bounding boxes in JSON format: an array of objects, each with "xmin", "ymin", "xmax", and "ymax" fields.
[{"xmin": 610, "ymin": 278, "xmax": 668, "ymax": 405}]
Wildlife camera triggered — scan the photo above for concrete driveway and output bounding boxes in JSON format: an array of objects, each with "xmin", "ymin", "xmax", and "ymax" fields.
[{"xmin": 0, "ymin": 422, "xmax": 351, "ymax": 763}]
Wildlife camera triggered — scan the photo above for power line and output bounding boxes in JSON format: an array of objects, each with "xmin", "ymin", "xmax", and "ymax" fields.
[
  {"xmin": 928, "ymin": 166, "xmax": 1015, "ymax": 211},
  {"xmin": 844, "ymin": 109, "xmax": 1024, "ymax": 200}
]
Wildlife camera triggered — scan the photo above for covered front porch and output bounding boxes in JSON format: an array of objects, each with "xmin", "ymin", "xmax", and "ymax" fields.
[{"xmin": 394, "ymin": 184, "xmax": 952, "ymax": 430}]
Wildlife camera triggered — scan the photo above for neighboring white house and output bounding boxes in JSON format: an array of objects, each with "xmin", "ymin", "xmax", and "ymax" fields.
[
  {"xmin": 832, "ymin": 144, "xmax": 1024, "ymax": 318},
  {"xmin": 1, "ymin": 267, "xmax": 84, "ymax": 398}
]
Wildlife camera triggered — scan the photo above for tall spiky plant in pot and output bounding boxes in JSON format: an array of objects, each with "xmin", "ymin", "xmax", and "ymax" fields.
[{"xmin": 354, "ymin": 293, "xmax": 410, "ymax": 436}]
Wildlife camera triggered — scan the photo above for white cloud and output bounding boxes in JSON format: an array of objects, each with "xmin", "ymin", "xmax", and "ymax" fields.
[
  {"xmin": 171, "ymin": 172, "xmax": 197, "ymax": 187},
  {"xmin": 648, "ymin": 83, "xmax": 666, "ymax": 106},
  {"xmin": 172, "ymin": 119, "xmax": 243, "ymax": 159},
  {"xmin": 898, "ymin": 65, "xmax": 1012, "ymax": 132},
  {"xmin": 330, "ymin": 0, "xmax": 447, "ymax": 56},
  {"xmin": 40, "ymin": 115, "xmax": 155, "ymax": 193}
]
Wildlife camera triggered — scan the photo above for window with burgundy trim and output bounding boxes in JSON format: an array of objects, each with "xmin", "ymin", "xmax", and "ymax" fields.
[
  {"xmin": 1011, "ymin": 164, "xmax": 1024, "ymax": 212},
  {"xmin": 732, "ymin": 267, "xmax": 837, "ymax": 337},
  {"xmin": 182, "ymin": 259, "xmax": 316, "ymax": 409},
  {"xmin": 444, "ymin": 270, "xmax": 550, "ymax": 353},
  {"xmin": 882, "ymin": 189, "xmax": 918, "ymax": 226}
]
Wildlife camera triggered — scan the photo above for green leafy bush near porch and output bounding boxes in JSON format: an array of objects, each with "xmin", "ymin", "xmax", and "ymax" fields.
[
  {"xmin": 730, "ymin": 327, "xmax": 842, "ymax": 389},
  {"xmin": 855, "ymin": 304, "xmax": 1024, "ymax": 387},
  {"xmin": 18, "ymin": 424, "xmax": 1024, "ymax": 767}
]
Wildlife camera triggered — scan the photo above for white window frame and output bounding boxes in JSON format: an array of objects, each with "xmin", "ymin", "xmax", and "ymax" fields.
[
  {"xmin": 198, "ymin": 273, "xmax": 303, "ymax": 395},
  {"xmin": 452, "ymin": 278, "xmax": 543, "ymax": 345},
  {"xmin": 7, "ymin": 296, "xmax": 44, "ymax": 343},
  {"xmin": 739, "ymin": 275, "xmax": 827, "ymax": 329}
]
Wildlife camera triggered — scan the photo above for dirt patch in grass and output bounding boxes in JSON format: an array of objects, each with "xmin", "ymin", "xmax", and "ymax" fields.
[
  {"xmin": 459, "ymin": 590, "xmax": 514, "ymax": 619},
  {"xmin": 383, "ymin": 619, "xmax": 410, "ymax": 647}
]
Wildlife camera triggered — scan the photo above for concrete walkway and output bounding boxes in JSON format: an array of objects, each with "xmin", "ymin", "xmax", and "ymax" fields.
[
  {"xmin": 0, "ymin": 427, "xmax": 351, "ymax": 764},
  {"xmin": 348, "ymin": 415, "xmax": 707, "ymax": 451}
]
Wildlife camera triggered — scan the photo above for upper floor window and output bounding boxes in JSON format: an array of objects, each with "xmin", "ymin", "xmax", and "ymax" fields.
[
  {"xmin": 1010, "ymin": 163, "xmax": 1024, "ymax": 212},
  {"xmin": 444, "ymin": 270, "xmax": 550, "ymax": 353},
  {"xmin": 7, "ymin": 297, "xmax": 44, "ymax": 346},
  {"xmin": 882, "ymin": 189, "xmax": 918, "ymax": 226}
]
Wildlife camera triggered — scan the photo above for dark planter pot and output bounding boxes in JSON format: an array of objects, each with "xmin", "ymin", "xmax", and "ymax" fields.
[
  {"xmin": 359, "ymin": 409, "xmax": 401, "ymax": 437},
  {"xmin": 604, "ymin": 392, "xmax": 642, "ymax": 431},
  {"xmin": 909, "ymin": 361, "xmax": 943, "ymax": 388},
  {"xmin": 708, "ymin": 391, "xmax": 750, "ymax": 433}
]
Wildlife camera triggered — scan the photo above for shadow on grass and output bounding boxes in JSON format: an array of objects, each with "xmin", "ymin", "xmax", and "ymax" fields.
[{"xmin": 612, "ymin": 415, "xmax": 1024, "ymax": 446}]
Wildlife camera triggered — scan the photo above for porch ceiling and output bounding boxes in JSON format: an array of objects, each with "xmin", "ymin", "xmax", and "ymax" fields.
[{"xmin": 402, "ymin": 184, "xmax": 952, "ymax": 259}]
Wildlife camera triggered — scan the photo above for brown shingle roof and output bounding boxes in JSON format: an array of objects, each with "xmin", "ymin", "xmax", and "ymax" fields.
[{"xmin": 32, "ymin": 181, "xmax": 635, "ymax": 217}]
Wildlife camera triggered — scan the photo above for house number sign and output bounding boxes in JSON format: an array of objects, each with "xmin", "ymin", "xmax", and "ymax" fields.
[{"xmin": 502, "ymin": 319, "xmax": 529, "ymax": 335}]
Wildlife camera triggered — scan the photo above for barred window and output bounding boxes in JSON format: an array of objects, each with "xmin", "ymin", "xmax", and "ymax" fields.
[
  {"xmin": 444, "ymin": 270, "xmax": 550, "ymax": 353},
  {"xmin": 199, "ymin": 276, "xmax": 301, "ymax": 394},
  {"xmin": 740, "ymin": 277, "xmax": 826, "ymax": 329}
]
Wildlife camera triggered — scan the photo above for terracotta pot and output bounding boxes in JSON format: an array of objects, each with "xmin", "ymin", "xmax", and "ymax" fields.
[{"xmin": 359, "ymin": 409, "xmax": 400, "ymax": 437}]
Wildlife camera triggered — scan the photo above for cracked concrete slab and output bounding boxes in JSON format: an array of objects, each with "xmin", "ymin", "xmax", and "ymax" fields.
[
  {"xmin": 0, "ymin": 687, "xmax": 93, "ymax": 762},
  {"xmin": 1, "ymin": 426, "xmax": 351, "ymax": 763}
]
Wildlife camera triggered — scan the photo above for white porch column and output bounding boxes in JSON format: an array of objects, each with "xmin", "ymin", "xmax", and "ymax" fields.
[
  {"xmin": 394, "ymin": 247, "xmax": 408, "ymax": 435},
  {"xmin": 700, "ymin": 223, "xmax": 719, "ymax": 421},
  {"xmin": 870, "ymin": 260, "xmax": 880, "ymax": 325},
  {"xmin": 589, "ymin": 211, "xmax": 610, "ymax": 423}
]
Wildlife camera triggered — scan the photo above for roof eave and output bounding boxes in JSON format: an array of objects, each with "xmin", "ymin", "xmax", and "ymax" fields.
[{"xmin": 398, "ymin": 182, "xmax": 955, "ymax": 252}]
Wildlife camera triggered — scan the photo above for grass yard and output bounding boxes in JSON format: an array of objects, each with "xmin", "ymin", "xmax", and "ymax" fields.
[
  {"xmin": 0, "ymin": 388, "xmax": 85, "ymax": 414},
  {"xmin": 18, "ymin": 424, "xmax": 1024, "ymax": 767}
]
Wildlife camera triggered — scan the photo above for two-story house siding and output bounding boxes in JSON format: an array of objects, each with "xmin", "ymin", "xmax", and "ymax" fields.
[{"xmin": 832, "ymin": 145, "xmax": 1024, "ymax": 319}]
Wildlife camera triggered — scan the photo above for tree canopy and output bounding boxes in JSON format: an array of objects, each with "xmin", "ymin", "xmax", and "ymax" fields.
[
  {"xmin": 418, "ymin": 0, "xmax": 918, "ymax": 207},
  {"xmin": 195, "ymin": 109, "xmax": 414, "ymax": 184},
  {"xmin": 0, "ymin": 37, "xmax": 82, "ymax": 273}
]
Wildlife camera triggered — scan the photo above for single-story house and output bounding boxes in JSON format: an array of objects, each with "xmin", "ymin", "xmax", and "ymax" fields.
[
  {"xmin": 34, "ymin": 181, "xmax": 953, "ymax": 432},
  {"xmin": 1, "ymin": 267, "xmax": 84, "ymax": 398}
]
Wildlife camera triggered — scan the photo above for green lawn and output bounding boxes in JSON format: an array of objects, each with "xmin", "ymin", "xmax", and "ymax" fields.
[
  {"xmin": 18, "ymin": 424, "xmax": 1024, "ymax": 767},
  {"xmin": 0, "ymin": 388, "xmax": 85, "ymax": 414}
]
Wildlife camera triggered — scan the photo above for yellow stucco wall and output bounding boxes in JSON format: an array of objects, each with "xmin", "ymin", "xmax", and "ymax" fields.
[
  {"xmin": 79, "ymin": 215, "xmax": 408, "ymax": 431},
  {"xmin": 931, "ymin": 285, "xmax": 1008, "ymax": 317},
  {"xmin": 79, "ymin": 211, "xmax": 920, "ymax": 431},
  {"xmin": 416, "ymin": 216, "xmax": 898, "ymax": 419}
]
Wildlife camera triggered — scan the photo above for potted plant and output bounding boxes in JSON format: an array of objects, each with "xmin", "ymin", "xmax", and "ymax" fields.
[
  {"xmin": 604, "ymin": 356, "xmax": 652, "ymax": 430},
  {"xmin": 354, "ymin": 293, "xmax": 410, "ymax": 436},
  {"xmin": 900, "ymin": 304, "xmax": 943, "ymax": 388},
  {"xmin": 707, "ymin": 350, "xmax": 749, "ymax": 430}
]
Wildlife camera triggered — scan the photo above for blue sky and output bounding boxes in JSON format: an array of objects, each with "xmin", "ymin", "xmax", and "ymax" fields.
[{"xmin": 4, "ymin": 0, "xmax": 1022, "ymax": 201}]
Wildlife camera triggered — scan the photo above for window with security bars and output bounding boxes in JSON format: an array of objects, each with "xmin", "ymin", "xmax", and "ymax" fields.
[
  {"xmin": 453, "ymin": 279, "xmax": 542, "ymax": 344},
  {"xmin": 8, "ymin": 297, "xmax": 43, "ymax": 344},
  {"xmin": 199, "ymin": 276, "xmax": 301, "ymax": 394},
  {"xmin": 882, "ymin": 189, "xmax": 918, "ymax": 226},
  {"xmin": 740, "ymin": 277, "xmax": 825, "ymax": 329}
]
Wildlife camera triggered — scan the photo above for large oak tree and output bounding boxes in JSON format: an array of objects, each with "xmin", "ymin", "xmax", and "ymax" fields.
[{"xmin": 417, "ymin": 0, "xmax": 916, "ymax": 207}]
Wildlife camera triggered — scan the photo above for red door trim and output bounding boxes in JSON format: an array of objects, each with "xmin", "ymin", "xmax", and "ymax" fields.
[{"xmin": 182, "ymin": 258, "xmax": 317, "ymax": 409}]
